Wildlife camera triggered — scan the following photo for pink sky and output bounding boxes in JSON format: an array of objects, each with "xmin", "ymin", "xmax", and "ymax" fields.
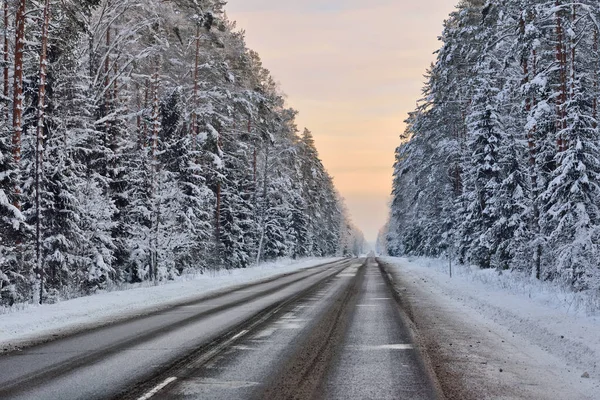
[{"xmin": 226, "ymin": 1, "xmax": 457, "ymax": 242}]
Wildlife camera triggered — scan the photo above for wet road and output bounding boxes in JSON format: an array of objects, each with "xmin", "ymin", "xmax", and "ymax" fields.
[{"xmin": 0, "ymin": 258, "xmax": 440, "ymax": 400}]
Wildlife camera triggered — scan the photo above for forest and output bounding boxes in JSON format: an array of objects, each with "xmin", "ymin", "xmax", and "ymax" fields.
[
  {"xmin": 385, "ymin": 0, "xmax": 600, "ymax": 291},
  {"xmin": 0, "ymin": 0, "xmax": 364, "ymax": 306}
]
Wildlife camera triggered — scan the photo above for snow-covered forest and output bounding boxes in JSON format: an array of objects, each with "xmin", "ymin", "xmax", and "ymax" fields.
[
  {"xmin": 0, "ymin": 0, "xmax": 364, "ymax": 306},
  {"xmin": 385, "ymin": 0, "xmax": 600, "ymax": 291}
]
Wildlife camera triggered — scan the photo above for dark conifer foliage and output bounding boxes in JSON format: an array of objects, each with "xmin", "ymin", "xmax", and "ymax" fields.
[
  {"xmin": 0, "ymin": 0, "xmax": 362, "ymax": 305},
  {"xmin": 386, "ymin": 0, "xmax": 600, "ymax": 291}
]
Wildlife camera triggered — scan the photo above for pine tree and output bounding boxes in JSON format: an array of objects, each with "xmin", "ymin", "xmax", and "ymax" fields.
[{"xmin": 0, "ymin": 0, "xmax": 355, "ymax": 305}]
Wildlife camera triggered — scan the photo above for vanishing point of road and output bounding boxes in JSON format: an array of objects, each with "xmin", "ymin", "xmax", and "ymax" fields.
[{"xmin": 0, "ymin": 258, "xmax": 441, "ymax": 399}]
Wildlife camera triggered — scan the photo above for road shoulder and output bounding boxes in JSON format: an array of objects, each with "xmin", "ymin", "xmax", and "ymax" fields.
[
  {"xmin": 379, "ymin": 258, "xmax": 600, "ymax": 400},
  {"xmin": 0, "ymin": 258, "xmax": 341, "ymax": 354}
]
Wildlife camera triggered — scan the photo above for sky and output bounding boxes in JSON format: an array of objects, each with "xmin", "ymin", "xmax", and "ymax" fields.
[{"xmin": 225, "ymin": 0, "xmax": 458, "ymax": 242}]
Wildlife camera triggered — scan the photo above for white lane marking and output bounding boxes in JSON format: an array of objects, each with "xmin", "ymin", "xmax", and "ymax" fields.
[
  {"xmin": 181, "ymin": 378, "xmax": 260, "ymax": 391},
  {"xmin": 368, "ymin": 297, "xmax": 392, "ymax": 300},
  {"xmin": 357, "ymin": 344, "xmax": 414, "ymax": 350},
  {"xmin": 137, "ymin": 377, "xmax": 177, "ymax": 400},
  {"xmin": 231, "ymin": 329, "xmax": 249, "ymax": 341},
  {"xmin": 232, "ymin": 345, "xmax": 257, "ymax": 351},
  {"xmin": 356, "ymin": 304, "xmax": 378, "ymax": 307}
]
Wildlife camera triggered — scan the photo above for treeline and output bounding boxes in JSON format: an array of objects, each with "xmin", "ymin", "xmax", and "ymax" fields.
[
  {"xmin": 386, "ymin": 0, "xmax": 600, "ymax": 290},
  {"xmin": 0, "ymin": 0, "xmax": 363, "ymax": 305}
]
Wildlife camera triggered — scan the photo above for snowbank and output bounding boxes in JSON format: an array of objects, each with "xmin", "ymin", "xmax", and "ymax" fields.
[
  {"xmin": 0, "ymin": 257, "xmax": 339, "ymax": 351},
  {"xmin": 381, "ymin": 256, "xmax": 600, "ymax": 399}
]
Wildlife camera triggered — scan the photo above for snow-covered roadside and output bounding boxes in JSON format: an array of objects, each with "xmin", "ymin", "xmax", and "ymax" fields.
[
  {"xmin": 0, "ymin": 257, "xmax": 340, "ymax": 352},
  {"xmin": 381, "ymin": 256, "xmax": 600, "ymax": 400}
]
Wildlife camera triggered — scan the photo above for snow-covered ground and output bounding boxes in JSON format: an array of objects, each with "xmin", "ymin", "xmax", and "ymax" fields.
[
  {"xmin": 0, "ymin": 257, "xmax": 339, "ymax": 352},
  {"xmin": 381, "ymin": 256, "xmax": 600, "ymax": 400}
]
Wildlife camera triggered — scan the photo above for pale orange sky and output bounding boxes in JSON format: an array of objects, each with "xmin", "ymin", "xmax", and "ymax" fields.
[{"xmin": 226, "ymin": 1, "xmax": 457, "ymax": 242}]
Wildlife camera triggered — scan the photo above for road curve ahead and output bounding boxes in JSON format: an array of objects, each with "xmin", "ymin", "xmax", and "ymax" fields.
[{"xmin": 0, "ymin": 258, "xmax": 441, "ymax": 400}]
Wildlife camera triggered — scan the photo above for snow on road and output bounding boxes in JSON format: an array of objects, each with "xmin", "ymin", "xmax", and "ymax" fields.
[
  {"xmin": 382, "ymin": 256, "xmax": 600, "ymax": 400},
  {"xmin": 0, "ymin": 257, "xmax": 339, "ymax": 352}
]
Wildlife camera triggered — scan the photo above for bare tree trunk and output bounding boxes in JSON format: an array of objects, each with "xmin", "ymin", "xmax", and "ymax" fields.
[
  {"xmin": 215, "ymin": 181, "xmax": 221, "ymax": 251},
  {"xmin": 532, "ymin": 46, "xmax": 542, "ymax": 280},
  {"xmin": 250, "ymin": 120, "xmax": 256, "ymax": 186},
  {"xmin": 215, "ymin": 131, "xmax": 223, "ymax": 254},
  {"xmin": 105, "ymin": 27, "xmax": 111, "ymax": 106},
  {"xmin": 36, "ymin": 0, "xmax": 51, "ymax": 304},
  {"xmin": 521, "ymin": 9, "xmax": 542, "ymax": 279},
  {"xmin": 555, "ymin": 1, "xmax": 568, "ymax": 152},
  {"xmin": 150, "ymin": 72, "xmax": 160, "ymax": 283},
  {"xmin": 533, "ymin": 48, "xmax": 542, "ymax": 281},
  {"xmin": 564, "ymin": 5, "xmax": 576, "ymax": 151},
  {"xmin": 521, "ymin": 13, "xmax": 533, "ymax": 165},
  {"xmin": 12, "ymin": 0, "xmax": 25, "ymax": 210},
  {"xmin": 594, "ymin": 29, "xmax": 598, "ymax": 125},
  {"xmin": 136, "ymin": 82, "xmax": 142, "ymax": 148},
  {"xmin": 191, "ymin": 24, "xmax": 200, "ymax": 148},
  {"xmin": 3, "ymin": 0, "xmax": 8, "ymax": 119},
  {"xmin": 113, "ymin": 29, "xmax": 118, "ymax": 103},
  {"xmin": 143, "ymin": 78, "xmax": 149, "ymax": 146},
  {"xmin": 250, "ymin": 120, "xmax": 259, "ymax": 221},
  {"xmin": 570, "ymin": 5, "xmax": 576, "ymax": 101},
  {"xmin": 256, "ymin": 142, "xmax": 270, "ymax": 265}
]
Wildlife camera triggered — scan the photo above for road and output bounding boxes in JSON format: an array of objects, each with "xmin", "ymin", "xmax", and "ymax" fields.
[{"xmin": 0, "ymin": 258, "xmax": 440, "ymax": 400}]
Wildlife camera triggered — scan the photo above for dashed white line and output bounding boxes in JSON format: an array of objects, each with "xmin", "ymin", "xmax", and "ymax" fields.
[
  {"xmin": 231, "ymin": 329, "xmax": 249, "ymax": 341},
  {"xmin": 358, "ymin": 344, "xmax": 414, "ymax": 350},
  {"xmin": 137, "ymin": 376, "xmax": 177, "ymax": 400}
]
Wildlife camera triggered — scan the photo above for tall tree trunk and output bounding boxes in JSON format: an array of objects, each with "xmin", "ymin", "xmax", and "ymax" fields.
[
  {"xmin": 555, "ymin": 1, "xmax": 568, "ymax": 152},
  {"xmin": 12, "ymin": 0, "xmax": 25, "ymax": 209},
  {"xmin": 570, "ymin": 5, "xmax": 576, "ymax": 102},
  {"xmin": 136, "ymin": 82, "xmax": 142, "ymax": 148},
  {"xmin": 36, "ymin": 0, "xmax": 51, "ymax": 304},
  {"xmin": 143, "ymin": 78, "xmax": 149, "ymax": 146},
  {"xmin": 191, "ymin": 24, "xmax": 200, "ymax": 148},
  {"xmin": 251, "ymin": 120, "xmax": 259, "ymax": 221},
  {"xmin": 105, "ymin": 26, "xmax": 111, "ymax": 106},
  {"xmin": 215, "ymin": 131, "xmax": 222, "ymax": 255},
  {"xmin": 150, "ymin": 72, "xmax": 160, "ymax": 283},
  {"xmin": 532, "ymin": 45, "xmax": 542, "ymax": 280},
  {"xmin": 256, "ymin": 142, "xmax": 270, "ymax": 265},
  {"xmin": 521, "ymin": 14, "xmax": 534, "ymax": 167},
  {"xmin": 522, "ymin": 9, "xmax": 541, "ymax": 279},
  {"xmin": 563, "ymin": 3, "xmax": 576, "ymax": 152},
  {"xmin": 112, "ymin": 30, "xmax": 118, "ymax": 103},
  {"xmin": 594, "ymin": 29, "xmax": 598, "ymax": 125},
  {"xmin": 251, "ymin": 120, "xmax": 256, "ymax": 186},
  {"xmin": 3, "ymin": 0, "xmax": 8, "ymax": 118}
]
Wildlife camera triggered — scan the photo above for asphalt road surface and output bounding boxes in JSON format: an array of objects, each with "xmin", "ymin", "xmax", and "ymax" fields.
[{"xmin": 0, "ymin": 258, "xmax": 440, "ymax": 400}]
